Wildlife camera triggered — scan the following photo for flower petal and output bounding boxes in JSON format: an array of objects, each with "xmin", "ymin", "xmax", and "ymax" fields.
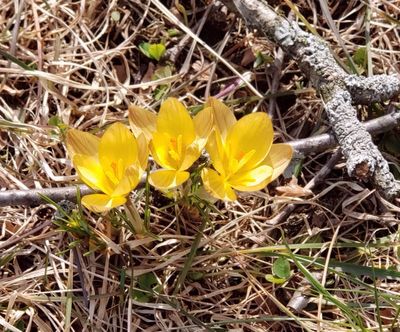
[
  {"xmin": 151, "ymin": 132, "xmax": 180, "ymax": 170},
  {"xmin": 99, "ymin": 123, "xmax": 138, "ymax": 183},
  {"xmin": 226, "ymin": 112, "xmax": 273, "ymax": 172},
  {"xmin": 66, "ymin": 129, "xmax": 100, "ymax": 159},
  {"xmin": 73, "ymin": 154, "xmax": 114, "ymax": 195},
  {"xmin": 157, "ymin": 98, "xmax": 195, "ymax": 146},
  {"xmin": 229, "ymin": 164, "xmax": 273, "ymax": 191},
  {"xmin": 201, "ymin": 168, "xmax": 237, "ymax": 201},
  {"xmin": 193, "ymin": 106, "xmax": 213, "ymax": 148},
  {"xmin": 206, "ymin": 130, "xmax": 227, "ymax": 176},
  {"xmin": 149, "ymin": 169, "xmax": 189, "ymax": 189},
  {"xmin": 205, "ymin": 97, "xmax": 236, "ymax": 140},
  {"xmin": 81, "ymin": 194, "xmax": 126, "ymax": 213},
  {"xmin": 112, "ymin": 165, "xmax": 140, "ymax": 197},
  {"xmin": 137, "ymin": 133, "xmax": 149, "ymax": 171},
  {"xmin": 263, "ymin": 143, "xmax": 293, "ymax": 182},
  {"xmin": 128, "ymin": 105, "xmax": 157, "ymax": 141},
  {"xmin": 179, "ymin": 144, "xmax": 201, "ymax": 171}
]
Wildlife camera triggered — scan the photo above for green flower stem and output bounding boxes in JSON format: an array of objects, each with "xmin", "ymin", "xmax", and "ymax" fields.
[
  {"xmin": 173, "ymin": 203, "xmax": 209, "ymax": 295},
  {"xmin": 124, "ymin": 200, "xmax": 145, "ymax": 236}
]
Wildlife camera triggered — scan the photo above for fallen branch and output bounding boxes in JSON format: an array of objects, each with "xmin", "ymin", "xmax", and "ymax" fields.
[
  {"xmin": 1, "ymin": 110, "xmax": 398, "ymax": 207},
  {"xmin": 289, "ymin": 110, "xmax": 400, "ymax": 155},
  {"xmin": 220, "ymin": 0, "xmax": 400, "ymax": 199},
  {"xmin": 0, "ymin": 185, "xmax": 94, "ymax": 207}
]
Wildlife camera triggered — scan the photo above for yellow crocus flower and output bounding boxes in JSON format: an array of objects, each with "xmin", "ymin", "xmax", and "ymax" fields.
[
  {"xmin": 66, "ymin": 122, "xmax": 148, "ymax": 212},
  {"xmin": 129, "ymin": 97, "xmax": 213, "ymax": 189},
  {"xmin": 201, "ymin": 98, "xmax": 293, "ymax": 201}
]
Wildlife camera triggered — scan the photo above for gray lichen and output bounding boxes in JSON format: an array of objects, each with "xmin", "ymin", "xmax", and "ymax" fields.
[
  {"xmin": 345, "ymin": 74, "xmax": 400, "ymax": 105},
  {"xmin": 323, "ymin": 87, "xmax": 376, "ymax": 176}
]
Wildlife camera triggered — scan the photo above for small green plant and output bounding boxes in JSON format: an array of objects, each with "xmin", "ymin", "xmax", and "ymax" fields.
[
  {"xmin": 139, "ymin": 42, "xmax": 166, "ymax": 61},
  {"xmin": 131, "ymin": 272, "xmax": 162, "ymax": 302},
  {"xmin": 42, "ymin": 196, "xmax": 104, "ymax": 253},
  {"xmin": 253, "ymin": 51, "xmax": 273, "ymax": 68},
  {"xmin": 48, "ymin": 115, "xmax": 68, "ymax": 137},
  {"xmin": 152, "ymin": 65, "xmax": 173, "ymax": 100},
  {"xmin": 265, "ymin": 256, "xmax": 292, "ymax": 284}
]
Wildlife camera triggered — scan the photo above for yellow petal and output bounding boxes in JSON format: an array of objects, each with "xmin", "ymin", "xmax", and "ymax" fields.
[
  {"xmin": 206, "ymin": 130, "xmax": 227, "ymax": 176},
  {"xmin": 151, "ymin": 132, "xmax": 180, "ymax": 170},
  {"xmin": 81, "ymin": 194, "xmax": 126, "ymax": 213},
  {"xmin": 99, "ymin": 123, "xmax": 138, "ymax": 183},
  {"xmin": 73, "ymin": 154, "xmax": 114, "ymax": 195},
  {"xmin": 66, "ymin": 129, "xmax": 100, "ymax": 159},
  {"xmin": 205, "ymin": 97, "xmax": 236, "ymax": 139},
  {"xmin": 149, "ymin": 169, "xmax": 189, "ymax": 189},
  {"xmin": 179, "ymin": 144, "xmax": 201, "ymax": 171},
  {"xmin": 128, "ymin": 105, "xmax": 157, "ymax": 141},
  {"xmin": 157, "ymin": 98, "xmax": 195, "ymax": 146},
  {"xmin": 193, "ymin": 106, "xmax": 213, "ymax": 148},
  {"xmin": 227, "ymin": 149, "xmax": 255, "ymax": 175},
  {"xmin": 229, "ymin": 164, "xmax": 273, "ymax": 192},
  {"xmin": 201, "ymin": 168, "xmax": 237, "ymax": 201},
  {"xmin": 226, "ymin": 112, "xmax": 273, "ymax": 172},
  {"xmin": 263, "ymin": 143, "xmax": 293, "ymax": 182},
  {"xmin": 137, "ymin": 133, "xmax": 149, "ymax": 171},
  {"xmin": 112, "ymin": 165, "xmax": 140, "ymax": 197}
]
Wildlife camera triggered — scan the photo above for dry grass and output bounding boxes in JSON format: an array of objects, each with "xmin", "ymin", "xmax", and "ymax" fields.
[{"xmin": 1, "ymin": 0, "xmax": 400, "ymax": 331}]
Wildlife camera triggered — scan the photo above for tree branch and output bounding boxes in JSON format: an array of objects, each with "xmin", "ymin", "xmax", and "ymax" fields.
[
  {"xmin": 0, "ymin": 185, "xmax": 94, "ymax": 207},
  {"xmin": 220, "ymin": 0, "xmax": 400, "ymax": 199},
  {"xmin": 289, "ymin": 110, "xmax": 400, "ymax": 155}
]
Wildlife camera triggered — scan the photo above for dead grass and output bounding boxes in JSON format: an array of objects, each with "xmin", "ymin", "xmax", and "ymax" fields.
[{"xmin": 1, "ymin": 0, "xmax": 400, "ymax": 331}]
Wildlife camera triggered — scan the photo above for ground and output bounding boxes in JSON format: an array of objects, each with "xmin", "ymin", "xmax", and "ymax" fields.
[{"xmin": 1, "ymin": 0, "xmax": 400, "ymax": 331}]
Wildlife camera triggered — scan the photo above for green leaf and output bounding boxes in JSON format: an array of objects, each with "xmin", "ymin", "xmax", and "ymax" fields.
[
  {"xmin": 132, "ymin": 289, "xmax": 151, "ymax": 303},
  {"xmin": 48, "ymin": 115, "xmax": 67, "ymax": 129},
  {"xmin": 132, "ymin": 272, "xmax": 161, "ymax": 303},
  {"xmin": 153, "ymin": 85, "xmax": 169, "ymax": 101},
  {"xmin": 151, "ymin": 65, "xmax": 172, "ymax": 100},
  {"xmin": 48, "ymin": 115, "xmax": 68, "ymax": 136},
  {"xmin": 151, "ymin": 65, "xmax": 172, "ymax": 80},
  {"xmin": 286, "ymin": 249, "xmax": 365, "ymax": 329},
  {"xmin": 272, "ymin": 256, "xmax": 291, "ymax": 279},
  {"xmin": 347, "ymin": 47, "xmax": 367, "ymax": 74},
  {"xmin": 139, "ymin": 42, "xmax": 166, "ymax": 61},
  {"xmin": 265, "ymin": 274, "xmax": 287, "ymax": 284},
  {"xmin": 0, "ymin": 252, "xmax": 15, "ymax": 268},
  {"xmin": 0, "ymin": 48, "xmax": 35, "ymax": 70},
  {"xmin": 167, "ymin": 28, "xmax": 180, "ymax": 37},
  {"xmin": 138, "ymin": 272, "xmax": 160, "ymax": 291},
  {"xmin": 253, "ymin": 51, "xmax": 273, "ymax": 68},
  {"xmin": 353, "ymin": 47, "xmax": 367, "ymax": 67}
]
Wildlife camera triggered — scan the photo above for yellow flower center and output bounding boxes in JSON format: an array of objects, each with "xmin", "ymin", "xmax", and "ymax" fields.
[
  {"xmin": 168, "ymin": 135, "xmax": 183, "ymax": 162},
  {"xmin": 236, "ymin": 150, "xmax": 245, "ymax": 161},
  {"xmin": 111, "ymin": 161, "xmax": 118, "ymax": 173},
  {"xmin": 106, "ymin": 158, "xmax": 125, "ymax": 183}
]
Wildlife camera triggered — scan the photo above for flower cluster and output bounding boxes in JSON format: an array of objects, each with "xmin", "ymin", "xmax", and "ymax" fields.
[{"xmin": 66, "ymin": 97, "xmax": 292, "ymax": 212}]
